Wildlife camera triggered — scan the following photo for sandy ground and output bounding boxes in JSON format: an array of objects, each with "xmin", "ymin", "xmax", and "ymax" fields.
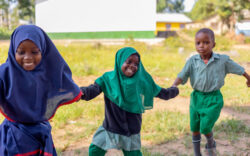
[{"xmin": 58, "ymin": 96, "xmax": 250, "ymax": 156}]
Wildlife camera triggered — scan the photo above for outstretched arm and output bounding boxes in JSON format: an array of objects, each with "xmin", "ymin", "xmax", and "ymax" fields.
[
  {"xmin": 80, "ymin": 83, "xmax": 102, "ymax": 101},
  {"xmin": 172, "ymin": 78, "xmax": 183, "ymax": 87},
  {"xmin": 243, "ymin": 72, "xmax": 250, "ymax": 87},
  {"xmin": 156, "ymin": 87, "xmax": 179, "ymax": 100}
]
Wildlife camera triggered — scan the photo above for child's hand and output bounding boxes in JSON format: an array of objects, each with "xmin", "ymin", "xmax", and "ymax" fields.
[
  {"xmin": 76, "ymin": 91, "xmax": 84, "ymax": 102},
  {"xmin": 247, "ymin": 79, "xmax": 250, "ymax": 87},
  {"xmin": 243, "ymin": 72, "xmax": 250, "ymax": 87},
  {"xmin": 172, "ymin": 84, "xmax": 177, "ymax": 87},
  {"xmin": 76, "ymin": 92, "xmax": 84, "ymax": 102},
  {"xmin": 80, "ymin": 92, "xmax": 85, "ymax": 100}
]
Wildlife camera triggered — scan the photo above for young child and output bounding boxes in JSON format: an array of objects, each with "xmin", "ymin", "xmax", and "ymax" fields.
[
  {"xmin": 0, "ymin": 25, "xmax": 81, "ymax": 155},
  {"xmin": 172, "ymin": 28, "xmax": 250, "ymax": 156},
  {"xmin": 80, "ymin": 47, "xmax": 179, "ymax": 156}
]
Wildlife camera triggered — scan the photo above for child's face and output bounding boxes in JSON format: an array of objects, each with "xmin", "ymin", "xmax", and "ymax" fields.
[
  {"xmin": 121, "ymin": 54, "xmax": 139, "ymax": 77},
  {"xmin": 195, "ymin": 32, "xmax": 215, "ymax": 57},
  {"xmin": 15, "ymin": 40, "xmax": 42, "ymax": 71}
]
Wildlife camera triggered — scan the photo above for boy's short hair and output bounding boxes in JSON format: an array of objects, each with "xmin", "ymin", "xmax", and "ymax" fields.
[{"xmin": 196, "ymin": 28, "xmax": 215, "ymax": 42}]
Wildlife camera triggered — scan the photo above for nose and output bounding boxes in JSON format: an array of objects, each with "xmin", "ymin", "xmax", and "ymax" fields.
[
  {"xmin": 130, "ymin": 64, "xmax": 138, "ymax": 71},
  {"xmin": 24, "ymin": 53, "xmax": 32, "ymax": 60}
]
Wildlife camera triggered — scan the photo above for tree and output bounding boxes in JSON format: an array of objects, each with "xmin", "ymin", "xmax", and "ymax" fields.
[
  {"xmin": 17, "ymin": 0, "xmax": 35, "ymax": 23},
  {"xmin": 216, "ymin": 0, "xmax": 250, "ymax": 31},
  {"xmin": 189, "ymin": 0, "xmax": 250, "ymax": 33},
  {"xmin": 0, "ymin": 0, "xmax": 15, "ymax": 28},
  {"xmin": 0, "ymin": 0, "xmax": 35, "ymax": 29},
  {"xmin": 188, "ymin": 0, "xmax": 216, "ymax": 21},
  {"xmin": 157, "ymin": 0, "xmax": 185, "ymax": 13}
]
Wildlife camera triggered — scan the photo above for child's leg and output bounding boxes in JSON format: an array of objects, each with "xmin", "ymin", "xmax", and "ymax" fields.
[
  {"xmin": 190, "ymin": 91, "xmax": 202, "ymax": 156},
  {"xmin": 89, "ymin": 143, "xmax": 106, "ymax": 156},
  {"xmin": 192, "ymin": 132, "xmax": 202, "ymax": 156},
  {"xmin": 122, "ymin": 149, "xmax": 142, "ymax": 156},
  {"xmin": 205, "ymin": 132, "xmax": 215, "ymax": 148},
  {"xmin": 204, "ymin": 132, "xmax": 217, "ymax": 156}
]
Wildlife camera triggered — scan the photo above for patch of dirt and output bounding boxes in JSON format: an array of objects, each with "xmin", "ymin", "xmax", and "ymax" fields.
[{"xmin": 59, "ymin": 96, "xmax": 250, "ymax": 155}]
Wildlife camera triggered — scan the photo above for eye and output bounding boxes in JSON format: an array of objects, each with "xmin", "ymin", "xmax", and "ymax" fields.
[
  {"xmin": 32, "ymin": 51, "xmax": 40, "ymax": 55},
  {"xmin": 196, "ymin": 42, "xmax": 200, "ymax": 45},
  {"xmin": 16, "ymin": 51, "xmax": 25, "ymax": 55},
  {"xmin": 127, "ymin": 60, "xmax": 131, "ymax": 64}
]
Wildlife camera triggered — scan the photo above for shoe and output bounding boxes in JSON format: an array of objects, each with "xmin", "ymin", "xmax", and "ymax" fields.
[{"xmin": 204, "ymin": 141, "xmax": 217, "ymax": 156}]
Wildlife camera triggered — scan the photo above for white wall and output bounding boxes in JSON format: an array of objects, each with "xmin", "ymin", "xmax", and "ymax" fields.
[{"xmin": 35, "ymin": 0, "xmax": 156, "ymax": 33}]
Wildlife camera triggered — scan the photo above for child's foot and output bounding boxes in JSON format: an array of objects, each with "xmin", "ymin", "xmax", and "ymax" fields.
[{"xmin": 204, "ymin": 141, "xmax": 217, "ymax": 156}]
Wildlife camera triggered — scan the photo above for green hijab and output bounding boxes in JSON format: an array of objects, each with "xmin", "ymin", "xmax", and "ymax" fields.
[{"xmin": 95, "ymin": 47, "xmax": 161, "ymax": 114}]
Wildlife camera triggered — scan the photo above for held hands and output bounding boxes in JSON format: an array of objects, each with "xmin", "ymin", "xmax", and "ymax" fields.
[{"xmin": 76, "ymin": 91, "xmax": 84, "ymax": 102}]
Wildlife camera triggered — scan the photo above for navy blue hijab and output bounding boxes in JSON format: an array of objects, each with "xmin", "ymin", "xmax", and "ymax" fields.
[{"xmin": 0, "ymin": 25, "xmax": 81, "ymax": 123}]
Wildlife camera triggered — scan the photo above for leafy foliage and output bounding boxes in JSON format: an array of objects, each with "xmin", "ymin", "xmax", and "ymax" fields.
[
  {"xmin": 17, "ymin": 0, "xmax": 35, "ymax": 23},
  {"xmin": 188, "ymin": 0, "xmax": 216, "ymax": 21},
  {"xmin": 0, "ymin": 0, "xmax": 35, "ymax": 29},
  {"xmin": 157, "ymin": 0, "xmax": 184, "ymax": 13},
  {"xmin": 188, "ymin": 0, "xmax": 250, "ymax": 31}
]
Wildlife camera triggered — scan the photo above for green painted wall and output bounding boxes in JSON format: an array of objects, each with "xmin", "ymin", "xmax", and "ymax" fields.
[{"xmin": 47, "ymin": 31, "xmax": 155, "ymax": 39}]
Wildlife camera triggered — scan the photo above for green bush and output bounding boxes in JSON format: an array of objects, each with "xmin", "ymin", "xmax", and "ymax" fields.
[
  {"xmin": 244, "ymin": 37, "xmax": 250, "ymax": 44},
  {"xmin": 214, "ymin": 35, "xmax": 235, "ymax": 51},
  {"xmin": 0, "ymin": 27, "xmax": 11, "ymax": 40}
]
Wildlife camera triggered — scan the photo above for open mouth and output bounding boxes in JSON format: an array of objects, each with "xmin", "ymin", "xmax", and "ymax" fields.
[
  {"xmin": 23, "ymin": 62, "xmax": 35, "ymax": 70},
  {"xmin": 126, "ymin": 68, "xmax": 135, "ymax": 76},
  {"xmin": 24, "ymin": 62, "xmax": 34, "ymax": 66}
]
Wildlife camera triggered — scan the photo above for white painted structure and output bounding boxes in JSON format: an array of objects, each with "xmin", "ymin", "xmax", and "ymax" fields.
[
  {"xmin": 156, "ymin": 13, "xmax": 192, "ymax": 23},
  {"xmin": 35, "ymin": 0, "xmax": 156, "ymax": 33}
]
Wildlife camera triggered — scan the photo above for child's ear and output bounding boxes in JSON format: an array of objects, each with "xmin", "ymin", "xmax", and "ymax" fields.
[{"xmin": 213, "ymin": 42, "xmax": 216, "ymax": 48}]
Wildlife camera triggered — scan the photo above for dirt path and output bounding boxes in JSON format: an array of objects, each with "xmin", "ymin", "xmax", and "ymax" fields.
[{"xmin": 60, "ymin": 96, "xmax": 250, "ymax": 156}]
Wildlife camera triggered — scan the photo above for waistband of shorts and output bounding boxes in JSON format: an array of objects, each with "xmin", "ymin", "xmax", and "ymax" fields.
[{"xmin": 193, "ymin": 90, "xmax": 220, "ymax": 95}]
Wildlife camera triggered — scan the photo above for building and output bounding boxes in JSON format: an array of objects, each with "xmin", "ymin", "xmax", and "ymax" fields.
[
  {"xmin": 156, "ymin": 13, "xmax": 192, "ymax": 37},
  {"xmin": 35, "ymin": 0, "xmax": 156, "ymax": 39},
  {"xmin": 186, "ymin": 15, "xmax": 228, "ymax": 35},
  {"xmin": 235, "ymin": 10, "xmax": 250, "ymax": 36}
]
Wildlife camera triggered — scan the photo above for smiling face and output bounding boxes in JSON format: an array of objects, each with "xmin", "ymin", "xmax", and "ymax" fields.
[
  {"xmin": 15, "ymin": 40, "xmax": 42, "ymax": 71},
  {"xmin": 195, "ymin": 32, "xmax": 215, "ymax": 58},
  {"xmin": 121, "ymin": 54, "xmax": 139, "ymax": 77}
]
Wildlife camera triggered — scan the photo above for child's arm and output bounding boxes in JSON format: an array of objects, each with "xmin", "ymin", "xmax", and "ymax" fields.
[
  {"xmin": 224, "ymin": 57, "xmax": 250, "ymax": 87},
  {"xmin": 243, "ymin": 72, "xmax": 250, "ymax": 87},
  {"xmin": 156, "ymin": 87, "xmax": 179, "ymax": 100},
  {"xmin": 172, "ymin": 78, "xmax": 183, "ymax": 87},
  {"xmin": 172, "ymin": 58, "xmax": 191, "ymax": 87},
  {"xmin": 80, "ymin": 83, "xmax": 102, "ymax": 101}
]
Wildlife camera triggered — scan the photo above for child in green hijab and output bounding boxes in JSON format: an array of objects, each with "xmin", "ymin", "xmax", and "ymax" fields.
[{"xmin": 80, "ymin": 47, "xmax": 179, "ymax": 156}]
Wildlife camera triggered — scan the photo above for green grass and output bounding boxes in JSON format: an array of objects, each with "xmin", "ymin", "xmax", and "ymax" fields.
[
  {"xmin": 142, "ymin": 111, "xmax": 189, "ymax": 144},
  {"xmin": 142, "ymin": 147, "xmax": 163, "ymax": 156},
  {"xmin": 0, "ymin": 27, "xmax": 11, "ymax": 40},
  {"xmin": 214, "ymin": 118, "xmax": 250, "ymax": 142},
  {"xmin": 0, "ymin": 45, "xmax": 8, "ymax": 63}
]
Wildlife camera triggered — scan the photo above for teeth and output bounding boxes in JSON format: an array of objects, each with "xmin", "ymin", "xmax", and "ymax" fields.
[{"xmin": 24, "ymin": 63, "xmax": 33, "ymax": 66}]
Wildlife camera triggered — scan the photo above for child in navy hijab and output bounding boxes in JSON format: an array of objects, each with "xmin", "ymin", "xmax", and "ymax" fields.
[{"xmin": 0, "ymin": 25, "xmax": 81, "ymax": 155}]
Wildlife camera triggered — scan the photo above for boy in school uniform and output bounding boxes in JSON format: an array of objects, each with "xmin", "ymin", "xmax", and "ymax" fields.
[{"xmin": 172, "ymin": 28, "xmax": 250, "ymax": 156}]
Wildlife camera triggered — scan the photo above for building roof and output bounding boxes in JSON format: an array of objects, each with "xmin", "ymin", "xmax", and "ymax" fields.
[{"xmin": 156, "ymin": 13, "xmax": 192, "ymax": 23}]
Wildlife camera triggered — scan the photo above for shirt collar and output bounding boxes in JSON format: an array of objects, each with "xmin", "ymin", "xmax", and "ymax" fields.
[{"xmin": 194, "ymin": 52, "xmax": 219, "ymax": 61}]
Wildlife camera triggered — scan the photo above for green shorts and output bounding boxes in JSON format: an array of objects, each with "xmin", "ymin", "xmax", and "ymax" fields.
[{"xmin": 190, "ymin": 90, "xmax": 224, "ymax": 134}]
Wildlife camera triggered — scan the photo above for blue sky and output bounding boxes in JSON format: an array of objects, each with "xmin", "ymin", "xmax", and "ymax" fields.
[{"xmin": 184, "ymin": 0, "xmax": 196, "ymax": 12}]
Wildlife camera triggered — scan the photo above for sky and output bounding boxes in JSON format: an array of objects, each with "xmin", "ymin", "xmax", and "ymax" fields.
[{"xmin": 183, "ymin": 0, "xmax": 196, "ymax": 12}]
